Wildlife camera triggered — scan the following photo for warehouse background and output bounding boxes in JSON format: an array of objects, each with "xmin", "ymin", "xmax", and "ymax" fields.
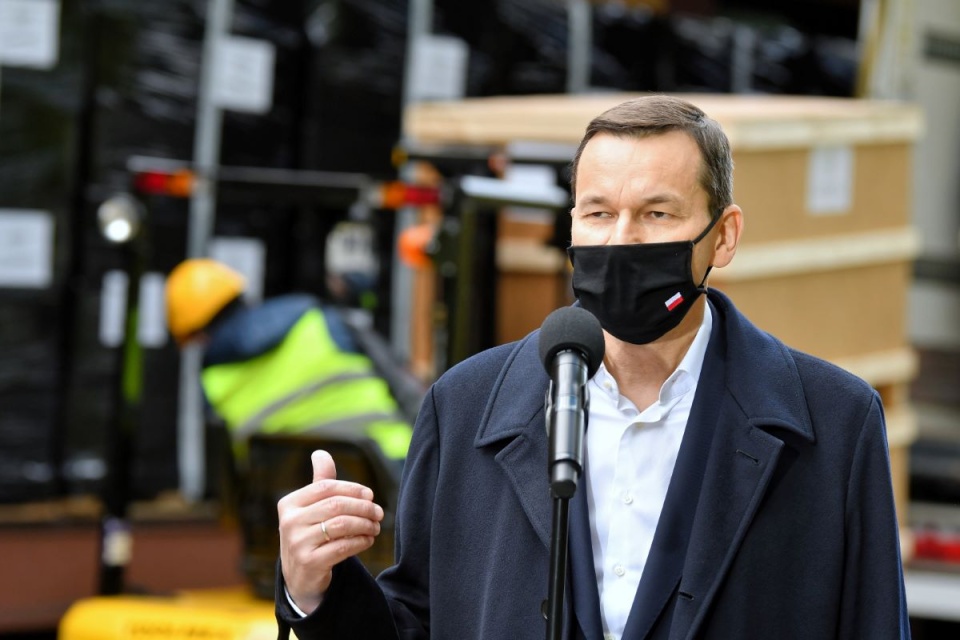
[
  {"xmin": 0, "ymin": 0, "xmax": 875, "ymax": 506},
  {"xmin": 0, "ymin": 0, "xmax": 958, "ymax": 636}
]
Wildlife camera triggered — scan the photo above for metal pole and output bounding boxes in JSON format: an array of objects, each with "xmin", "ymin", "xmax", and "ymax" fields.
[
  {"xmin": 856, "ymin": 0, "xmax": 883, "ymax": 98},
  {"xmin": 401, "ymin": 0, "xmax": 434, "ymax": 111},
  {"xmin": 566, "ymin": 0, "xmax": 591, "ymax": 94},
  {"xmin": 177, "ymin": 0, "xmax": 235, "ymax": 502},
  {"xmin": 190, "ymin": 0, "xmax": 234, "ymax": 256},
  {"xmin": 730, "ymin": 25, "xmax": 755, "ymax": 94},
  {"xmin": 391, "ymin": 0, "xmax": 434, "ymax": 361}
]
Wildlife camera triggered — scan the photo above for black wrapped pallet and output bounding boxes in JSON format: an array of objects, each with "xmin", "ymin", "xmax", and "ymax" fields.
[
  {"xmin": 60, "ymin": 0, "xmax": 311, "ymax": 501},
  {"xmin": 0, "ymin": 300, "xmax": 65, "ymax": 502},
  {"xmin": 0, "ymin": 0, "xmax": 86, "ymax": 503}
]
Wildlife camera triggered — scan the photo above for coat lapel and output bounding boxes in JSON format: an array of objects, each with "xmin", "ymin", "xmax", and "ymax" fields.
[
  {"xmin": 569, "ymin": 478, "xmax": 604, "ymax": 640},
  {"xmin": 621, "ymin": 302, "xmax": 725, "ymax": 640},
  {"xmin": 667, "ymin": 409, "xmax": 786, "ymax": 639},
  {"xmin": 474, "ymin": 333, "xmax": 553, "ymax": 547},
  {"xmin": 668, "ymin": 292, "xmax": 816, "ymax": 640},
  {"xmin": 475, "ymin": 332, "xmax": 591, "ymax": 639}
]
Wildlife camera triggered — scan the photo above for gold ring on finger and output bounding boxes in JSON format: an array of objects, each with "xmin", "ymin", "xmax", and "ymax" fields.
[{"xmin": 321, "ymin": 520, "xmax": 331, "ymax": 543}]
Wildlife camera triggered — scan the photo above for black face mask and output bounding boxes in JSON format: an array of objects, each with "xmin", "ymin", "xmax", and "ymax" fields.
[{"xmin": 567, "ymin": 215, "xmax": 720, "ymax": 345}]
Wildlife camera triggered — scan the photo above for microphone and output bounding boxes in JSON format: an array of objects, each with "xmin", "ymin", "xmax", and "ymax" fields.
[{"xmin": 538, "ymin": 307, "xmax": 605, "ymax": 499}]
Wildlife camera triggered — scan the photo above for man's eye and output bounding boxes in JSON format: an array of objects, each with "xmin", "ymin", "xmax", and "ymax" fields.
[{"xmin": 649, "ymin": 210, "xmax": 670, "ymax": 219}]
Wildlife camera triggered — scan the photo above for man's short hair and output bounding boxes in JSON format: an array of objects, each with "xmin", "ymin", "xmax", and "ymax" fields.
[{"xmin": 570, "ymin": 94, "xmax": 734, "ymax": 217}]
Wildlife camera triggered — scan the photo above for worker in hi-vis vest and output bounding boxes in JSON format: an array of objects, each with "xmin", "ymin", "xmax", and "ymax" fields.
[{"xmin": 164, "ymin": 258, "xmax": 413, "ymax": 466}]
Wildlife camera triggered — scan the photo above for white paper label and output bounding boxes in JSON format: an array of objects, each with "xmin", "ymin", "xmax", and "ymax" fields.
[
  {"xmin": 137, "ymin": 272, "xmax": 168, "ymax": 348},
  {"xmin": 210, "ymin": 236, "xmax": 266, "ymax": 303},
  {"xmin": 211, "ymin": 35, "xmax": 275, "ymax": 114},
  {"xmin": 99, "ymin": 270, "xmax": 128, "ymax": 348},
  {"xmin": 0, "ymin": 209, "xmax": 54, "ymax": 288},
  {"xmin": 326, "ymin": 222, "xmax": 378, "ymax": 276},
  {"xmin": 503, "ymin": 164, "xmax": 560, "ymax": 225},
  {"xmin": 807, "ymin": 145, "xmax": 854, "ymax": 215},
  {"xmin": 407, "ymin": 34, "xmax": 468, "ymax": 103},
  {"xmin": 0, "ymin": 0, "xmax": 60, "ymax": 69}
]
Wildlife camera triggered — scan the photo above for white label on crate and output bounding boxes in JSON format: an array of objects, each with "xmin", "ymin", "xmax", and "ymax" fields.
[
  {"xmin": 407, "ymin": 34, "xmax": 468, "ymax": 103},
  {"xmin": 503, "ymin": 164, "xmax": 560, "ymax": 225},
  {"xmin": 0, "ymin": 0, "xmax": 60, "ymax": 69},
  {"xmin": 807, "ymin": 145, "xmax": 854, "ymax": 215},
  {"xmin": 460, "ymin": 174, "xmax": 569, "ymax": 209},
  {"xmin": 326, "ymin": 222, "xmax": 378, "ymax": 276},
  {"xmin": 99, "ymin": 270, "xmax": 128, "ymax": 348},
  {"xmin": 210, "ymin": 236, "xmax": 265, "ymax": 303},
  {"xmin": 0, "ymin": 209, "xmax": 54, "ymax": 288},
  {"xmin": 210, "ymin": 35, "xmax": 275, "ymax": 114},
  {"xmin": 137, "ymin": 272, "xmax": 168, "ymax": 348}
]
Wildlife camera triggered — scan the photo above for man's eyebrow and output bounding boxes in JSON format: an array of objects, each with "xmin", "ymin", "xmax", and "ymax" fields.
[
  {"xmin": 575, "ymin": 192, "xmax": 681, "ymax": 208},
  {"xmin": 576, "ymin": 194, "xmax": 609, "ymax": 208}
]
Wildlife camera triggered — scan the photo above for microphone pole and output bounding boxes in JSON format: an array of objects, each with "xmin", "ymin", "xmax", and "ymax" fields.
[
  {"xmin": 538, "ymin": 307, "xmax": 604, "ymax": 640},
  {"xmin": 545, "ymin": 351, "xmax": 589, "ymax": 640}
]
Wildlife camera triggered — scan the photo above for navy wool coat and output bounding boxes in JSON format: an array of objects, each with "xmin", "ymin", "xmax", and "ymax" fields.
[{"xmin": 277, "ymin": 290, "xmax": 910, "ymax": 639}]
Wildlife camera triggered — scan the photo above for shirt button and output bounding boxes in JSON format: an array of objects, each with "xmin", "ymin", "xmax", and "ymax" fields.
[
  {"xmin": 605, "ymin": 635, "xmax": 617, "ymax": 640},
  {"xmin": 614, "ymin": 564, "xmax": 625, "ymax": 577},
  {"xmin": 622, "ymin": 493, "xmax": 633, "ymax": 505}
]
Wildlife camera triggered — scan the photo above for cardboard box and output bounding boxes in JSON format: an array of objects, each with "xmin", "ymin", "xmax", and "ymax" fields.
[{"xmin": 710, "ymin": 227, "xmax": 921, "ymax": 361}]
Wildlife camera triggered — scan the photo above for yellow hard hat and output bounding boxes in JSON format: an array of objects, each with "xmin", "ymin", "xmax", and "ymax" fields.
[{"xmin": 165, "ymin": 259, "xmax": 246, "ymax": 343}]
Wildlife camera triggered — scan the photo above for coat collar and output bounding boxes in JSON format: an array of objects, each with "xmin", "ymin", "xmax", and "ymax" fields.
[
  {"xmin": 474, "ymin": 331, "xmax": 548, "ymax": 449},
  {"xmin": 706, "ymin": 289, "xmax": 815, "ymax": 444},
  {"xmin": 473, "ymin": 333, "xmax": 553, "ymax": 548}
]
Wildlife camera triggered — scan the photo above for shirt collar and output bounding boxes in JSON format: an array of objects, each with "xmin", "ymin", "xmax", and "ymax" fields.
[{"xmin": 593, "ymin": 302, "xmax": 713, "ymax": 408}]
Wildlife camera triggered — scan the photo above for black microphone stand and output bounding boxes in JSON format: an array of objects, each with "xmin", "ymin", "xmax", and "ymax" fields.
[
  {"xmin": 546, "ymin": 487, "xmax": 573, "ymax": 640},
  {"xmin": 544, "ymin": 352, "xmax": 589, "ymax": 640}
]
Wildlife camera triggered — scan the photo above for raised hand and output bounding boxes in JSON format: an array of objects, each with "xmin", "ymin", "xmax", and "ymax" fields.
[{"xmin": 278, "ymin": 449, "xmax": 384, "ymax": 614}]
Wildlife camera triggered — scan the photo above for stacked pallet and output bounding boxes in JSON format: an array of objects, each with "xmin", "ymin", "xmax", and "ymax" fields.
[{"xmin": 404, "ymin": 93, "xmax": 924, "ymax": 557}]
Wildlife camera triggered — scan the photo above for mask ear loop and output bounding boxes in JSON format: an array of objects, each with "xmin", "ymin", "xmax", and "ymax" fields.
[
  {"xmin": 696, "ymin": 265, "xmax": 713, "ymax": 288},
  {"xmin": 692, "ymin": 209, "xmax": 723, "ymax": 244},
  {"xmin": 692, "ymin": 210, "xmax": 723, "ymax": 288}
]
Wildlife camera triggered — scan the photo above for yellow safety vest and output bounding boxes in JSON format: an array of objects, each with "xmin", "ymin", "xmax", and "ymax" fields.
[{"xmin": 200, "ymin": 309, "xmax": 412, "ymax": 460}]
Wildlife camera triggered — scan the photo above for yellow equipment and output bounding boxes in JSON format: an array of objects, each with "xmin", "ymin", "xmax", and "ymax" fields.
[
  {"xmin": 165, "ymin": 259, "xmax": 246, "ymax": 343},
  {"xmin": 58, "ymin": 587, "xmax": 294, "ymax": 640}
]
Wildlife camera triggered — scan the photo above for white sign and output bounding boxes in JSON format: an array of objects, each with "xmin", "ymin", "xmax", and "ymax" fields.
[
  {"xmin": 807, "ymin": 145, "xmax": 854, "ymax": 215},
  {"xmin": 326, "ymin": 222, "xmax": 378, "ymax": 276},
  {"xmin": 210, "ymin": 236, "xmax": 266, "ymax": 303},
  {"xmin": 0, "ymin": 209, "xmax": 54, "ymax": 288},
  {"xmin": 99, "ymin": 270, "xmax": 128, "ymax": 348},
  {"xmin": 0, "ymin": 0, "xmax": 60, "ymax": 69},
  {"xmin": 137, "ymin": 272, "xmax": 168, "ymax": 348},
  {"xmin": 503, "ymin": 164, "xmax": 560, "ymax": 225},
  {"xmin": 211, "ymin": 35, "xmax": 275, "ymax": 114},
  {"xmin": 407, "ymin": 34, "xmax": 468, "ymax": 103}
]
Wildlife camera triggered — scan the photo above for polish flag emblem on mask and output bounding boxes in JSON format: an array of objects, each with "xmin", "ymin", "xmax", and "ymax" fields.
[{"xmin": 665, "ymin": 292, "xmax": 684, "ymax": 311}]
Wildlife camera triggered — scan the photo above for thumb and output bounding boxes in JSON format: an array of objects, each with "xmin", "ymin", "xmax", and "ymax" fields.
[{"xmin": 311, "ymin": 449, "xmax": 337, "ymax": 484}]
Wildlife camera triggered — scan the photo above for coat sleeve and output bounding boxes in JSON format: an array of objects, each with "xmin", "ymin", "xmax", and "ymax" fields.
[
  {"xmin": 837, "ymin": 392, "xmax": 911, "ymax": 639},
  {"xmin": 275, "ymin": 385, "xmax": 442, "ymax": 639}
]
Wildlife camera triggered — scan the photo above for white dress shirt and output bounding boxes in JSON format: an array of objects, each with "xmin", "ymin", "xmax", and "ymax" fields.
[{"xmin": 585, "ymin": 304, "xmax": 712, "ymax": 640}]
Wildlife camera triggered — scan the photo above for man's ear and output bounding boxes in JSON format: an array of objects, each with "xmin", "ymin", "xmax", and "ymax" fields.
[{"xmin": 711, "ymin": 204, "xmax": 743, "ymax": 269}]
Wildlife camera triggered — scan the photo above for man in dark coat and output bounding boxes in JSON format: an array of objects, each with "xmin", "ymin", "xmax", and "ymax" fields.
[{"xmin": 274, "ymin": 95, "xmax": 910, "ymax": 639}]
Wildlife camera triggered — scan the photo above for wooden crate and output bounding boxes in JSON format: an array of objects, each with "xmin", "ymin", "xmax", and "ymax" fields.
[{"xmin": 710, "ymin": 227, "xmax": 921, "ymax": 361}]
